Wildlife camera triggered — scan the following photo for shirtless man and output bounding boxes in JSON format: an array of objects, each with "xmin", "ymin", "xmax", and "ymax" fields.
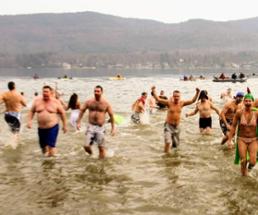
[
  {"xmin": 0, "ymin": 81, "xmax": 26, "ymax": 133},
  {"xmin": 186, "ymin": 90, "xmax": 220, "ymax": 134},
  {"xmin": 27, "ymin": 85, "xmax": 67, "ymax": 156},
  {"xmin": 76, "ymin": 85, "xmax": 115, "ymax": 159},
  {"xmin": 131, "ymin": 92, "xmax": 147, "ymax": 123},
  {"xmin": 157, "ymin": 90, "xmax": 168, "ymax": 110},
  {"xmin": 220, "ymin": 92, "xmax": 244, "ymax": 146},
  {"xmin": 151, "ymin": 86, "xmax": 200, "ymax": 153},
  {"xmin": 227, "ymin": 93, "xmax": 258, "ymax": 176}
]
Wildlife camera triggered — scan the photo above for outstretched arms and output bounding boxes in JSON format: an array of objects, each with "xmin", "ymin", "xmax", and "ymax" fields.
[
  {"xmin": 151, "ymin": 86, "xmax": 169, "ymax": 106},
  {"xmin": 183, "ymin": 88, "xmax": 200, "ymax": 106}
]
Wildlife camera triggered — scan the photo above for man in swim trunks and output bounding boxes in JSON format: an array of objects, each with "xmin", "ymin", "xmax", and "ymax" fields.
[
  {"xmin": 186, "ymin": 90, "xmax": 220, "ymax": 134},
  {"xmin": 220, "ymin": 92, "xmax": 244, "ymax": 146},
  {"xmin": 157, "ymin": 90, "xmax": 168, "ymax": 109},
  {"xmin": 27, "ymin": 85, "xmax": 67, "ymax": 156},
  {"xmin": 131, "ymin": 92, "xmax": 147, "ymax": 123},
  {"xmin": 76, "ymin": 85, "xmax": 115, "ymax": 159},
  {"xmin": 151, "ymin": 86, "xmax": 200, "ymax": 153},
  {"xmin": 0, "ymin": 81, "xmax": 26, "ymax": 134},
  {"xmin": 227, "ymin": 93, "xmax": 258, "ymax": 176}
]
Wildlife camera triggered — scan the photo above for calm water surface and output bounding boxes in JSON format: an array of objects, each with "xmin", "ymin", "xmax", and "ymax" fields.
[{"xmin": 0, "ymin": 75, "xmax": 257, "ymax": 215}]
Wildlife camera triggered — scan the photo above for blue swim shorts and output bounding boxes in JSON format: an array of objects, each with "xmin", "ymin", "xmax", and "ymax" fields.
[{"xmin": 38, "ymin": 124, "xmax": 59, "ymax": 152}]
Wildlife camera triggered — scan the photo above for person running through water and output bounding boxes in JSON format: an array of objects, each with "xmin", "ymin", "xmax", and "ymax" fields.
[
  {"xmin": 66, "ymin": 93, "xmax": 81, "ymax": 130},
  {"xmin": 186, "ymin": 90, "xmax": 220, "ymax": 134},
  {"xmin": 151, "ymin": 86, "xmax": 200, "ymax": 153},
  {"xmin": 27, "ymin": 85, "xmax": 67, "ymax": 156},
  {"xmin": 220, "ymin": 88, "xmax": 232, "ymax": 103},
  {"xmin": 76, "ymin": 85, "xmax": 115, "ymax": 159},
  {"xmin": 0, "ymin": 81, "xmax": 27, "ymax": 134},
  {"xmin": 220, "ymin": 91, "xmax": 244, "ymax": 147},
  {"xmin": 148, "ymin": 92, "xmax": 157, "ymax": 114},
  {"xmin": 227, "ymin": 92, "xmax": 258, "ymax": 176},
  {"xmin": 131, "ymin": 92, "xmax": 148, "ymax": 124},
  {"xmin": 157, "ymin": 90, "xmax": 168, "ymax": 110}
]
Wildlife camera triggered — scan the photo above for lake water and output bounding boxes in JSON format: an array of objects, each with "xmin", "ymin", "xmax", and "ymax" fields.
[{"xmin": 0, "ymin": 74, "xmax": 257, "ymax": 215}]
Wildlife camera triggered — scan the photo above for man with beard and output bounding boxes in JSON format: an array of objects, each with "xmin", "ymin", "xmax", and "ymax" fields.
[
  {"xmin": 27, "ymin": 85, "xmax": 67, "ymax": 156},
  {"xmin": 151, "ymin": 86, "xmax": 200, "ymax": 153},
  {"xmin": 76, "ymin": 85, "xmax": 115, "ymax": 159},
  {"xmin": 227, "ymin": 93, "xmax": 258, "ymax": 176},
  {"xmin": 220, "ymin": 91, "xmax": 244, "ymax": 147}
]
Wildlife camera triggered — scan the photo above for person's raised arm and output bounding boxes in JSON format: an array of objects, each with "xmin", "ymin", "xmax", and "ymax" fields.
[
  {"xmin": 183, "ymin": 88, "xmax": 200, "ymax": 106},
  {"xmin": 151, "ymin": 86, "xmax": 169, "ymax": 106}
]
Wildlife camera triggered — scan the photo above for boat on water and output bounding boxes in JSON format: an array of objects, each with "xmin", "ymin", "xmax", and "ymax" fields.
[
  {"xmin": 109, "ymin": 74, "xmax": 126, "ymax": 80},
  {"xmin": 58, "ymin": 75, "xmax": 73, "ymax": 80},
  {"xmin": 212, "ymin": 77, "xmax": 247, "ymax": 83}
]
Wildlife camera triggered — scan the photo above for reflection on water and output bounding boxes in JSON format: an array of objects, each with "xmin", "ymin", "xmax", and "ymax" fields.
[{"xmin": 0, "ymin": 75, "xmax": 258, "ymax": 214}]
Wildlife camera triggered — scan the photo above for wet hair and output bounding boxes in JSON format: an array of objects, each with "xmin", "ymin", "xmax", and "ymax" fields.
[
  {"xmin": 198, "ymin": 90, "xmax": 208, "ymax": 100},
  {"xmin": 68, "ymin": 93, "xmax": 78, "ymax": 109},
  {"xmin": 173, "ymin": 90, "xmax": 180, "ymax": 94},
  {"xmin": 8, "ymin": 81, "xmax": 15, "ymax": 90},
  {"xmin": 151, "ymin": 92, "xmax": 154, "ymax": 96},
  {"xmin": 42, "ymin": 85, "xmax": 52, "ymax": 91},
  {"xmin": 142, "ymin": 92, "xmax": 147, "ymax": 96},
  {"xmin": 95, "ymin": 85, "xmax": 103, "ymax": 92}
]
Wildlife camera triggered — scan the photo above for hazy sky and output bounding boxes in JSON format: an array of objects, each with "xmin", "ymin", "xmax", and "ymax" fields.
[{"xmin": 2, "ymin": 0, "xmax": 258, "ymax": 23}]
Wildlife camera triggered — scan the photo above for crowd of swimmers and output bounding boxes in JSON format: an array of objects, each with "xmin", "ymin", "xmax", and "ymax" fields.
[
  {"xmin": 0, "ymin": 81, "xmax": 258, "ymax": 176},
  {"xmin": 130, "ymin": 85, "xmax": 258, "ymax": 176}
]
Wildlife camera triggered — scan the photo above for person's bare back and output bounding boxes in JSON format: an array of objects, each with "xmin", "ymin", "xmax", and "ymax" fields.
[{"xmin": 1, "ymin": 90, "xmax": 26, "ymax": 112}]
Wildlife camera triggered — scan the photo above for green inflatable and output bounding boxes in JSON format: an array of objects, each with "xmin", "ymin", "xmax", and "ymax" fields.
[
  {"xmin": 114, "ymin": 114, "xmax": 125, "ymax": 125},
  {"xmin": 234, "ymin": 107, "xmax": 258, "ymax": 164}
]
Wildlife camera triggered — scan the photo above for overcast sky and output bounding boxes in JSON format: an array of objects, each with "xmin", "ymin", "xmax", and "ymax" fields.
[{"xmin": 1, "ymin": 0, "xmax": 258, "ymax": 23}]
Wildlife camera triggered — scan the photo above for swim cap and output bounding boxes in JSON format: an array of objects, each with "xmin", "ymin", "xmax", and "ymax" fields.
[
  {"xmin": 244, "ymin": 93, "xmax": 254, "ymax": 101},
  {"xmin": 235, "ymin": 92, "xmax": 244, "ymax": 97}
]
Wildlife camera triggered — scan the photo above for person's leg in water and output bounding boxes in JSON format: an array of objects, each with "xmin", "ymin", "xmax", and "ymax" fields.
[
  {"xmin": 238, "ymin": 139, "xmax": 248, "ymax": 176},
  {"xmin": 46, "ymin": 146, "xmax": 57, "ymax": 157},
  {"xmin": 164, "ymin": 130, "xmax": 172, "ymax": 153},
  {"xmin": 99, "ymin": 146, "xmax": 106, "ymax": 159},
  {"xmin": 96, "ymin": 129, "xmax": 106, "ymax": 159},
  {"xmin": 247, "ymin": 140, "xmax": 258, "ymax": 172},
  {"xmin": 84, "ymin": 127, "xmax": 95, "ymax": 155}
]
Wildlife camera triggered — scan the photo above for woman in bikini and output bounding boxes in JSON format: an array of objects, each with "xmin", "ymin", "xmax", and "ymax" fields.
[{"xmin": 228, "ymin": 93, "xmax": 258, "ymax": 176}]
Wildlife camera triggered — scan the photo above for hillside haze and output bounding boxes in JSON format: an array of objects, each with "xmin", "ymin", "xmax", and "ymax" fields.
[{"xmin": 1, "ymin": 11, "xmax": 258, "ymax": 69}]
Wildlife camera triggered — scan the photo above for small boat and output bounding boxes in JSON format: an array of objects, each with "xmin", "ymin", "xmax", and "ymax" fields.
[
  {"xmin": 109, "ymin": 75, "xmax": 126, "ymax": 80},
  {"xmin": 212, "ymin": 77, "xmax": 247, "ymax": 83}
]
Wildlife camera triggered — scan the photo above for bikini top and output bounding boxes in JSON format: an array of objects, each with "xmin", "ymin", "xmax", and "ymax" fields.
[{"xmin": 240, "ymin": 110, "xmax": 257, "ymax": 127}]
